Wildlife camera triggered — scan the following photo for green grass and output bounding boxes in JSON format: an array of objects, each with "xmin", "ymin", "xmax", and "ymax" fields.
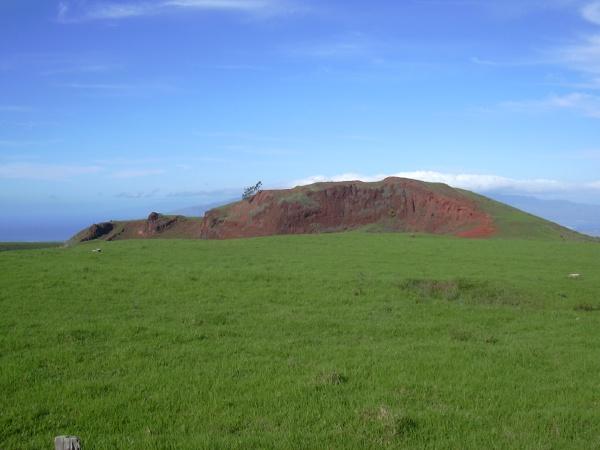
[
  {"xmin": 1, "ymin": 233, "xmax": 600, "ymax": 448},
  {"xmin": 460, "ymin": 189, "xmax": 589, "ymax": 241},
  {"xmin": 0, "ymin": 242, "xmax": 62, "ymax": 252}
]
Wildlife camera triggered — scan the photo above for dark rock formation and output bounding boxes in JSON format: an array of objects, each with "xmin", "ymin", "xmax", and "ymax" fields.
[
  {"xmin": 79, "ymin": 222, "xmax": 114, "ymax": 242},
  {"xmin": 144, "ymin": 212, "xmax": 180, "ymax": 236}
]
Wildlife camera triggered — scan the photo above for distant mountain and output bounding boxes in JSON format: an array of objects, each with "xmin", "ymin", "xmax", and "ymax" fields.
[
  {"xmin": 71, "ymin": 178, "xmax": 588, "ymax": 243},
  {"xmin": 490, "ymin": 194, "xmax": 600, "ymax": 237}
]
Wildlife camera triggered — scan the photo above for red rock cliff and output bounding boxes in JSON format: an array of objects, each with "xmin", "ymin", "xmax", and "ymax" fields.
[{"xmin": 199, "ymin": 177, "xmax": 495, "ymax": 239}]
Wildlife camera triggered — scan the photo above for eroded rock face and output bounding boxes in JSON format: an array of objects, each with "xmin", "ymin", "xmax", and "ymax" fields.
[
  {"xmin": 199, "ymin": 178, "xmax": 495, "ymax": 239},
  {"xmin": 71, "ymin": 178, "xmax": 498, "ymax": 243},
  {"xmin": 144, "ymin": 212, "xmax": 179, "ymax": 236},
  {"xmin": 79, "ymin": 222, "xmax": 114, "ymax": 242}
]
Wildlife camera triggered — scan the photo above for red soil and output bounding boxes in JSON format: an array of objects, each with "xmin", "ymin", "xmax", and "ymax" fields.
[
  {"xmin": 73, "ymin": 178, "xmax": 496, "ymax": 242},
  {"xmin": 199, "ymin": 177, "xmax": 496, "ymax": 239}
]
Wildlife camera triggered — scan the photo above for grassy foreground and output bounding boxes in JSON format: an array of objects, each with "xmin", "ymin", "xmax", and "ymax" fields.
[
  {"xmin": 1, "ymin": 233, "xmax": 600, "ymax": 449},
  {"xmin": 0, "ymin": 242, "xmax": 62, "ymax": 252}
]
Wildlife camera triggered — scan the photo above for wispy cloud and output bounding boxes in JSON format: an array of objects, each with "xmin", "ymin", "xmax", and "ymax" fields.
[
  {"xmin": 413, "ymin": 0, "xmax": 585, "ymax": 20},
  {"xmin": 198, "ymin": 64, "xmax": 268, "ymax": 71},
  {"xmin": 582, "ymin": 1, "xmax": 600, "ymax": 24},
  {"xmin": 285, "ymin": 33, "xmax": 383, "ymax": 60},
  {"xmin": 572, "ymin": 148, "xmax": 600, "ymax": 159},
  {"xmin": 58, "ymin": 0, "xmax": 301, "ymax": 23},
  {"xmin": 54, "ymin": 81, "xmax": 178, "ymax": 96},
  {"xmin": 0, "ymin": 162, "xmax": 103, "ymax": 180},
  {"xmin": 290, "ymin": 171, "xmax": 595, "ymax": 195},
  {"xmin": 220, "ymin": 144, "xmax": 299, "ymax": 156},
  {"xmin": 167, "ymin": 188, "xmax": 239, "ymax": 198},
  {"xmin": 0, "ymin": 139, "xmax": 63, "ymax": 148},
  {"xmin": 41, "ymin": 63, "xmax": 116, "ymax": 76},
  {"xmin": 194, "ymin": 131, "xmax": 289, "ymax": 142},
  {"xmin": 472, "ymin": 9, "xmax": 600, "ymax": 86},
  {"xmin": 0, "ymin": 105, "xmax": 34, "ymax": 113},
  {"xmin": 587, "ymin": 180, "xmax": 600, "ymax": 188},
  {"xmin": 556, "ymin": 34, "xmax": 600, "ymax": 76},
  {"xmin": 502, "ymin": 92, "xmax": 600, "ymax": 118},
  {"xmin": 3, "ymin": 52, "xmax": 119, "ymax": 78},
  {"xmin": 111, "ymin": 169, "xmax": 165, "ymax": 178},
  {"xmin": 469, "ymin": 56, "xmax": 547, "ymax": 68},
  {"xmin": 56, "ymin": 82, "xmax": 136, "ymax": 90},
  {"xmin": 474, "ymin": 1, "xmax": 600, "ymax": 118},
  {"xmin": 116, "ymin": 189, "xmax": 160, "ymax": 199}
]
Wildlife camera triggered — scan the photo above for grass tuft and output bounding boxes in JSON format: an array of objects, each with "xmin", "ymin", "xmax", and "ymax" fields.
[
  {"xmin": 574, "ymin": 303, "xmax": 600, "ymax": 312},
  {"xmin": 315, "ymin": 371, "xmax": 348, "ymax": 386}
]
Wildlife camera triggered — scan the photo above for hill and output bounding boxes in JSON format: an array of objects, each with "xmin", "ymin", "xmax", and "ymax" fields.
[
  {"xmin": 490, "ymin": 194, "xmax": 600, "ymax": 237},
  {"xmin": 71, "ymin": 177, "xmax": 588, "ymax": 243}
]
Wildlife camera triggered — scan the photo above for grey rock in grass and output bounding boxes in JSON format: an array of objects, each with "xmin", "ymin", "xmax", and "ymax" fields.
[{"xmin": 55, "ymin": 436, "xmax": 81, "ymax": 450}]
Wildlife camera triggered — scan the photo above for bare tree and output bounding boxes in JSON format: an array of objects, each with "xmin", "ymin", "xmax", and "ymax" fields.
[{"xmin": 242, "ymin": 181, "xmax": 263, "ymax": 201}]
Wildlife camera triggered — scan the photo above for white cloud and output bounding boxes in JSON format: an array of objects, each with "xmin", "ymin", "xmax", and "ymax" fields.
[
  {"xmin": 58, "ymin": 0, "xmax": 298, "ymax": 22},
  {"xmin": 290, "ymin": 171, "xmax": 587, "ymax": 195},
  {"xmin": 582, "ymin": 1, "xmax": 600, "ymax": 24},
  {"xmin": 0, "ymin": 163, "xmax": 103, "ymax": 180},
  {"xmin": 111, "ymin": 169, "xmax": 165, "ymax": 178},
  {"xmin": 587, "ymin": 180, "xmax": 600, "ymax": 188}
]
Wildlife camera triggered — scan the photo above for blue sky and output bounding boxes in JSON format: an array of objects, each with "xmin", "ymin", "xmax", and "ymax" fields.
[{"xmin": 2, "ymin": 0, "xmax": 600, "ymax": 239}]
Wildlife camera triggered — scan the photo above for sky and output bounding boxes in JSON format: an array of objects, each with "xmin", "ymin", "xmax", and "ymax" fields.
[{"xmin": 1, "ymin": 0, "xmax": 600, "ymax": 240}]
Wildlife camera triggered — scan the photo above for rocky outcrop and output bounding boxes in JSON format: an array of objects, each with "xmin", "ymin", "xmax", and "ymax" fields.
[
  {"xmin": 144, "ymin": 212, "xmax": 180, "ymax": 236},
  {"xmin": 199, "ymin": 177, "xmax": 495, "ymax": 239},
  {"xmin": 78, "ymin": 222, "xmax": 114, "ymax": 242},
  {"xmin": 73, "ymin": 177, "xmax": 543, "ymax": 243}
]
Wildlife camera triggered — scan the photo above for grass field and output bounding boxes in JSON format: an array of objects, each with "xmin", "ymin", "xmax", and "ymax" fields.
[
  {"xmin": 0, "ymin": 242, "xmax": 62, "ymax": 252},
  {"xmin": 1, "ymin": 233, "xmax": 600, "ymax": 448}
]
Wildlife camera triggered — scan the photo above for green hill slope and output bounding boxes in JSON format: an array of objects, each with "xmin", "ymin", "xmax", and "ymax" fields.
[{"xmin": 460, "ymin": 189, "xmax": 590, "ymax": 240}]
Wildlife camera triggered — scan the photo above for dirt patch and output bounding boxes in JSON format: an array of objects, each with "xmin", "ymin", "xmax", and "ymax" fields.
[
  {"xmin": 314, "ymin": 371, "xmax": 348, "ymax": 387},
  {"xmin": 361, "ymin": 405, "xmax": 418, "ymax": 443},
  {"xmin": 399, "ymin": 278, "xmax": 523, "ymax": 306}
]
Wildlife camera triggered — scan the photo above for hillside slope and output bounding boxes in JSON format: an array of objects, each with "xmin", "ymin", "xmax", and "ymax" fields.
[{"xmin": 71, "ymin": 177, "xmax": 588, "ymax": 243}]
